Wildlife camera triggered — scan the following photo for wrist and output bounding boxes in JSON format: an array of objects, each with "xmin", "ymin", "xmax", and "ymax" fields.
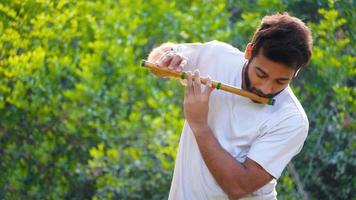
[{"xmin": 191, "ymin": 123, "xmax": 211, "ymax": 137}]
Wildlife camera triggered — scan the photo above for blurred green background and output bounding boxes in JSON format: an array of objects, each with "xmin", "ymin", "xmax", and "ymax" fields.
[{"xmin": 0, "ymin": 0, "xmax": 355, "ymax": 199}]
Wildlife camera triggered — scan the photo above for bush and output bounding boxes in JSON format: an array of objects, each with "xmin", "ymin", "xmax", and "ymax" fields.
[
  {"xmin": 0, "ymin": 0, "xmax": 354, "ymax": 199},
  {"xmin": 0, "ymin": 1, "xmax": 230, "ymax": 199}
]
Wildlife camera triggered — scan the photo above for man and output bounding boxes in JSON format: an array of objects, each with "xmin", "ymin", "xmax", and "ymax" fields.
[{"xmin": 147, "ymin": 13, "xmax": 312, "ymax": 200}]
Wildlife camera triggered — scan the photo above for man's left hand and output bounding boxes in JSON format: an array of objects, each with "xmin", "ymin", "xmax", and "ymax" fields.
[{"xmin": 184, "ymin": 70, "xmax": 214, "ymax": 135}]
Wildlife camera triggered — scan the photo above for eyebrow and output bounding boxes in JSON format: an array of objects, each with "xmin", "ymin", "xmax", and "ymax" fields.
[{"xmin": 255, "ymin": 66, "xmax": 291, "ymax": 81}]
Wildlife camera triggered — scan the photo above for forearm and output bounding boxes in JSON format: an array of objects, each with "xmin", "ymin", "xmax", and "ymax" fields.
[
  {"xmin": 184, "ymin": 62, "xmax": 272, "ymax": 199},
  {"xmin": 193, "ymin": 126, "xmax": 251, "ymax": 199},
  {"xmin": 147, "ymin": 42, "xmax": 174, "ymax": 63}
]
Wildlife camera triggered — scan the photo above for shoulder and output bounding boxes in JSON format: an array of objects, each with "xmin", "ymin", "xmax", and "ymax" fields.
[
  {"xmin": 174, "ymin": 40, "xmax": 244, "ymax": 59},
  {"xmin": 200, "ymin": 40, "xmax": 242, "ymax": 54},
  {"xmin": 174, "ymin": 40, "xmax": 245, "ymax": 81},
  {"xmin": 283, "ymin": 87, "xmax": 308, "ymax": 127},
  {"xmin": 265, "ymin": 87, "xmax": 309, "ymax": 136},
  {"xmin": 198, "ymin": 40, "xmax": 245, "ymax": 79},
  {"xmin": 198, "ymin": 40, "xmax": 245, "ymax": 67}
]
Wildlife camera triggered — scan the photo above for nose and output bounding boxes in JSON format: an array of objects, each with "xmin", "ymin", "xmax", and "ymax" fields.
[{"xmin": 258, "ymin": 83, "xmax": 274, "ymax": 96}]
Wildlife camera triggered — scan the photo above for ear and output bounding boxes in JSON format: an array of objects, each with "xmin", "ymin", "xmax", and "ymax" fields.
[
  {"xmin": 244, "ymin": 43, "xmax": 253, "ymax": 60},
  {"xmin": 294, "ymin": 68, "xmax": 301, "ymax": 78}
]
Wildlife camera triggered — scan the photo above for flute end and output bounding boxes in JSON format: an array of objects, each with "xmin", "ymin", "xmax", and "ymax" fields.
[
  {"xmin": 141, "ymin": 60, "xmax": 147, "ymax": 67},
  {"xmin": 268, "ymin": 98, "xmax": 276, "ymax": 106}
]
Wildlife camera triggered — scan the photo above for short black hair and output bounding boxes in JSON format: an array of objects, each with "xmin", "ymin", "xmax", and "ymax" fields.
[{"xmin": 250, "ymin": 13, "xmax": 313, "ymax": 70}]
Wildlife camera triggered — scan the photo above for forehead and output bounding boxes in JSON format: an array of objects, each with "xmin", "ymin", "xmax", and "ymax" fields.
[{"xmin": 252, "ymin": 53, "xmax": 296, "ymax": 78}]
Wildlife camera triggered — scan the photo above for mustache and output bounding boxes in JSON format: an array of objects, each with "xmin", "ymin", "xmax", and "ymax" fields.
[{"xmin": 250, "ymin": 87, "xmax": 275, "ymax": 98}]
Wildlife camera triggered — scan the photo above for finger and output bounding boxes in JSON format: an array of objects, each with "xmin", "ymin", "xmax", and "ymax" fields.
[
  {"xmin": 203, "ymin": 76, "xmax": 215, "ymax": 97},
  {"xmin": 184, "ymin": 83, "xmax": 189, "ymax": 99},
  {"xmin": 184, "ymin": 78, "xmax": 192, "ymax": 102},
  {"xmin": 168, "ymin": 54, "xmax": 181, "ymax": 70},
  {"xmin": 156, "ymin": 51, "xmax": 173, "ymax": 67},
  {"xmin": 193, "ymin": 70, "xmax": 201, "ymax": 96},
  {"xmin": 186, "ymin": 71, "xmax": 193, "ymax": 96},
  {"xmin": 177, "ymin": 58, "xmax": 187, "ymax": 72}
]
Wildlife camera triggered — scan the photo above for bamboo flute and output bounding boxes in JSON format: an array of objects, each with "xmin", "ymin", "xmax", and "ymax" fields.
[{"xmin": 141, "ymin": 60, "xmax": 275, "ymax": 105}]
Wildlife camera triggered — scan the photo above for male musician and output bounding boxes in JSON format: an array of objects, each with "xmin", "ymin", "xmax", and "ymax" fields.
[{"xmin": 147, "ymin": 13, "xmax": 312, "ymax": 199}]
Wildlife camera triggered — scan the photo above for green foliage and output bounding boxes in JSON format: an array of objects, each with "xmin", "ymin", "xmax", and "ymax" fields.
[
  {"xmin": 0, "ymin": 0, "xmax": 354, "ymax": 199},
  {"xmin": 227, "ymin": 1, "xmax": 355, "ymax": 199},
  {"xmin": 294, "ymin": 5, "xmax": 355, "ymax": 199},
  {"xmin": 0, "ymin": 0, "xmax": 230, "ymax": 199}
]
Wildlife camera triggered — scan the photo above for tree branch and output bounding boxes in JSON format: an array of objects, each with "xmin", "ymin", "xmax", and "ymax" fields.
[{"xmin": 287, "ymin": 162, "xmax": 309, "ymax": 200}]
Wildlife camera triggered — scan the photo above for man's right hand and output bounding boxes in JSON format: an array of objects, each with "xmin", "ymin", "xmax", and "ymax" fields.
[{"xmin": 156, "ymin": 49, "xmax": 188, "ymax": 73}]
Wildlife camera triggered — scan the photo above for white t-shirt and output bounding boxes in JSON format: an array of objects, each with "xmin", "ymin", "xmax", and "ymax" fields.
[{"xmin": 168, "ymin": 41, "xmax": 309, "ymax": 200}]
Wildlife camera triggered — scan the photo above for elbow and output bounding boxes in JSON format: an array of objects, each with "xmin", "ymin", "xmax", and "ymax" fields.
[
  {"xmin": 227, "ymin": 190, "xmax": 247, "ymax": 200},
  {"xmin": 220, "ymin": 172, "xmax": 251, "ymax": 199},
  {"xmin": 226, "ymin": 186, "xmax": 249, "ymax": 200}
]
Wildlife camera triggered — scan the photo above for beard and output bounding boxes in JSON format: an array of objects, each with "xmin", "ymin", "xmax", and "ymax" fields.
[{"xmin": 242, "ymin": 61, "xmax": 281, "ymax": 99}]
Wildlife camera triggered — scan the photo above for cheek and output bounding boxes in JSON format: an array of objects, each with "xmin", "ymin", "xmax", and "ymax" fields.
[{"xmin": 248, "ymin": 69, "xmax": 262, "ymax": 86}]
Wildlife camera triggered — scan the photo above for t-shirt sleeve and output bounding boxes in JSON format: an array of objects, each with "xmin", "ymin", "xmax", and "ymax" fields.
[
  {"xmin": 172, "ymin": 42, "xmax": 203, "ymax": 71},
  {"xmin": 173, "ymin": 40, "xmax": 232, "ymax": 72},
  {"xmin": 247, "ymin": 113, "xmax": 309, "ymax": 179}
]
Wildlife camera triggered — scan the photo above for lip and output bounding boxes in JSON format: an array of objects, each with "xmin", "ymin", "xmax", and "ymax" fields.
[
  {"xmin": 251, "ymin": 89, "xmax": 268, "ymax": 98},
  {"xmin": 257, "ymin": 93, "xmax": 269, "ymax": 98}
]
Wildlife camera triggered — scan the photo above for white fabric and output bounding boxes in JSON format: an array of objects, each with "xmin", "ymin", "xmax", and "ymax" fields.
[{"xmin": 168, "ymin": 40, "xmax": 309, "ymax": 200}]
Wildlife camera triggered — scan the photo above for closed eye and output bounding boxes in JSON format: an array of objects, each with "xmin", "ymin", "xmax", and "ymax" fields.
[
  {"xmin": 256, "ymin": 67, "xmax": 267, "ymax": 78},
  {"xmin": 276, "ymin": 80, "xmax": 288, "ymax": 85},
  {"xmin": 276, "ymin": 77, "xmax": 290, "ymax": 85}
]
